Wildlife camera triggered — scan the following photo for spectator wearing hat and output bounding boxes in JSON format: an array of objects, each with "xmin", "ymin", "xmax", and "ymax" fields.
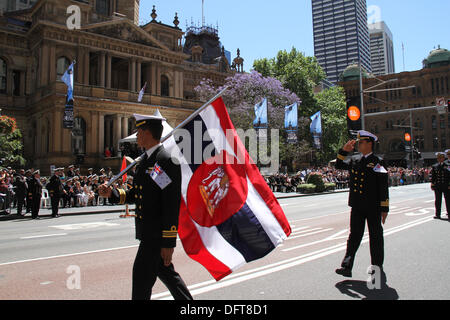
[
  {"xmin": 29, "ymin": 170, "xmax": 43, "ymax": 219},
  {"xmin": 63, "ymin": 178, "xmax": 74, "ymax": 208},
  {"xmin": 334, "ymin": 130, "xmax": 389, "ymax": 278},
  {"xmin": 445, "ymin": 149, "xmax": 450, "ymax": 167},
  {"xmin": 25, "ymin": 169, "xmax": 33, "ymax": 214},
  {"xmin": 430, "ymin": 152, "xmax": 450, "ymax": 219},
  {"xmin": 13, "ymin": 172, "xmax": 27, "ymax": 216},
  {"xmin": 67, "ymin": 165, "xmax": 75, "ymax": 178},
  {"xmin": 47, "ymin": 167, "xmax": 65, "ymax": 218}
]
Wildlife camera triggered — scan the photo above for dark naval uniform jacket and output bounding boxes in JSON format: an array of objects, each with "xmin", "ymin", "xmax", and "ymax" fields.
[
  {"xmin": 431, "ymin": 162, "xmax": 450, "ymax": 191},
  {"xmin": 111, "ymin": 145, "xmax": 181, "ymax": 248},
  {"xmin": 336, "ymin": 149, "xmax": 389, "ymax": 213},
  {"xmin": 47, "ymin": 174, "xmax": 63, "ymax": 198}
]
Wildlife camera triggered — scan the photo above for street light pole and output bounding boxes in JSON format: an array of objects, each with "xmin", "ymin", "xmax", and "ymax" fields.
[{"xmin": 359, "ymin": 62, "xmax": 365, "ymax": 130}]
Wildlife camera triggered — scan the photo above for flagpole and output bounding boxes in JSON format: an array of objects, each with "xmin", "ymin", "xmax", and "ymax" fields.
[
  {"xmin": 160, "ymin": 85, "xmax": 229, "ymax": 144},
  {"xmin": 107, "ymin": 86, "xmax": 229, "ymax": 187}
]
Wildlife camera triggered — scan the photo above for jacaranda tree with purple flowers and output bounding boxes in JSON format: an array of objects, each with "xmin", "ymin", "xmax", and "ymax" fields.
[{"xmin": 194, "ymin": 71, "xmax": 311, "ymax": 169}]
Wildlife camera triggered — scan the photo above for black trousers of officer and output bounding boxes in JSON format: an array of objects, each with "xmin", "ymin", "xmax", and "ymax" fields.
[
  {"xmin": 16, "ymin": 194, "xmax": 25, "ymax": 215},
  {"xmin": 132, "ymin": 240, "xmax": 193, "ymax": 300},
  {"xmin": 434, "ymin": 187, "xmax": 449, "ymax": 217},
  {"xmin": 31, "ymin": 196, "xmax": 41, "ymax": 219},
  {"xmin": 50, "ymin": 196, "xmax": 60, "ymax": 217},
  {"xmin": 342, "ymin": 208, "xmax": 384, "ymax": 270}
]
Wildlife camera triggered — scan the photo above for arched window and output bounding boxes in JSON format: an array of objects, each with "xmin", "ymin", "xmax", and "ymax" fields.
[
  {"xmin": 96, "ymin": 0, "xmax": 110, "ymax": 16},
  {"xmin": 72, "ymin": 117, "xmax": 86, "ymax": 155},
  {"xmin": 431, "ymin": 115, "xmax": 437, "ymax": 129},
  {"xmin": 161, "ymin": 75, "xmax": 169, "ymax": 97},
  {"xmin": 57, "ymin": 57, "xmax": 71, "ymax": 81},
  {"xmin": 0, "ymin": 58, "xmax": 7, "ymax": 94}
]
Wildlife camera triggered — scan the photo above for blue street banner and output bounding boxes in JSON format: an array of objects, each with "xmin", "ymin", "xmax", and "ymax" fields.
[
  {"xmin": 253, "ymin": 98, "xmax": 268, "ymax": 128},
  {"xmin": 310, "ymin": 111, "xmax": 322, "ymax": 150},
  {"xmin": 62, "ymin": 61, "xmax": 75, "ymax": 129},
  {"xmin": 284, "ymin": 103, "xmax": 298, "ymax": 130},
  {"xmin": 310, "ymin": 111, "xmax": 322, "ymax": 134},
  {"xmin": 61, "ymin": 61, "xmax": 74, "ymax": 102}
]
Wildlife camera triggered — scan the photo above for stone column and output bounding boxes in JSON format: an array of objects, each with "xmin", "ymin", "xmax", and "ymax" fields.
[
  {"xmin": 76, "ymin": 47, "xmax": 84, "ymax": 84},
  {"xmin": 83, "ymin": 50, "xmax": 90, "ymax": 85},
  {"xmin": 105, "ymin": 117, "xmax": 111, "ymax": 151},
  {"xmin": 151, "ymin": 63, "xmax": 157, "ymax": 95},
  {"xmin": 99, "ymin": 52, "xmax": 106, "ymax": 87},
  {"xmin": 130, "ymin": 59, "xmax": 136, "ymax": 92},
  {"xmin": 121, "ymin": 116, "xmax": 128, "ymax": 138},
  {"xmin": 41, "ymin": 43, "xmax": 49, "ymax": 86},
  {"xmin": 106, "ymin": 54, "xmax": 112, "ymax": 89},
  {"xmin": 113, "ymin": 114, "xmax": 121, "ymax": 156},
  {"xmin": 98, "ymin": 113, "xmax": 105, "ymax": 157},
  {"xmin": 136, "ymin": 60, "xmax": 142, "ymax": 92},
  {"xmin": 53, "ymin": 109, "xmax": 61, "ymax": 153},
  {"xmin": 49, "ymin": 45, "xmax": 56, "ymax": 83}
]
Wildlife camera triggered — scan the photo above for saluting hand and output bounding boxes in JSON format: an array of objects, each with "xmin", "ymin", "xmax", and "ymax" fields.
[{"xmin": 343, "ymin": 140, "xmax": 357, "ymax": 152}]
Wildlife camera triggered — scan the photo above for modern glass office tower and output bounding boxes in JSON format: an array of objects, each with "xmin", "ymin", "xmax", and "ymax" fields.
[
  {"xmin": 369, "ymin": 21, "xmax": 395, "ymax": 76},
  {"xmin": 312, "ymin": 0, "xmax": 372, "ymax": 84}
]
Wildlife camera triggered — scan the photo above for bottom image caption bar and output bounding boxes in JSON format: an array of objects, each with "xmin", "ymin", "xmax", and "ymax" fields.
[{"xmin": 177, "ymin": 303, "xmax": 270, "ymax": 318}]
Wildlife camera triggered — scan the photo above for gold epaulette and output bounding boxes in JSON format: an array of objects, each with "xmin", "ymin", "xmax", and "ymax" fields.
[
  {"xmin": 162, "ymin": 226, "xmax": 178, "ymax": 238},
  {"xmin": 337, "ymin": 153, "xmax": 346, "ymax": 161}
]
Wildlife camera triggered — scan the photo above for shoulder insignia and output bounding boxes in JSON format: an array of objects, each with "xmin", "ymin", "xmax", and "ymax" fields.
[{"xmin": 373, "ymin": 163, "xmax": 387, "ymax": 173}]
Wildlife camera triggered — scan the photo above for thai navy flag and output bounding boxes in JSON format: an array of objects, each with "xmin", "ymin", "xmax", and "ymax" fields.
[{"xmin": 163, "ymin": 97, "xmax": 291, "ymax": 281}]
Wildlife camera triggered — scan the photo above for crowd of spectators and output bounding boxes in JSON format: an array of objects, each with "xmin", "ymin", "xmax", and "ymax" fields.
[
  {"xmin": 0, "ymin": 165, "xmax": 136, "ymax": 214},
  {"xmin": 0, "ymin": 163, "xmax": 435, "ymax": 214},
  {"xmin": 264, "ymin": 166, "xmax": 432, "ymax": 193}
]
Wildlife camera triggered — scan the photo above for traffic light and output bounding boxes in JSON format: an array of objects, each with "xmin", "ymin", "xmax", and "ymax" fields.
[
  {"xmin": 447, "ymin": 100, "xmax": 450, "ymax": 113},
  {"xmin": 346, "ymin": 97, "xmax": 362, "ymax": 135},
  {"xmin": 404, "ymin": 128, "xmax": 412, "ymax": 150},
  {"xmin": 404, "ymin": 132, "xmax": 411, "ymax": 142}
]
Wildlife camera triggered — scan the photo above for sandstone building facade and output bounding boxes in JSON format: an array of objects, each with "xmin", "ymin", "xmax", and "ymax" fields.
[
  {"xmin": 339, "ymin": 47, "xmax": 450, "ymax": 166},
  {"xmin": 0, "ymin": 0, "xmax": 239, "ymax": 173}
]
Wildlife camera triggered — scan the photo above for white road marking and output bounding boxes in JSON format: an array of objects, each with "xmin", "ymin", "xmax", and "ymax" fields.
[
  {"xmin": 155, "ymin": 215, "xmax": 434, "ymax": 300},
  {"xmin": 289, "ymin": 228, "xmax": 334, "ymax": 240},
  {"xmin": 20, "ymin": 233, "xmax": 67, "ymax": 240},
  {"xmin": 49, "ymin": 222, "xmax": 120, "ymax": 230},
  {"xmin": 0, "ymin": 245, "xmax": 139, "ymax": 266}
]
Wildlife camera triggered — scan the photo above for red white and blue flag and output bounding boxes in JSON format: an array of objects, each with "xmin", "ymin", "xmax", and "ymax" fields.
[{"xmin": 163, "ymin": 97, "xmax": 291, "ymax": 281}]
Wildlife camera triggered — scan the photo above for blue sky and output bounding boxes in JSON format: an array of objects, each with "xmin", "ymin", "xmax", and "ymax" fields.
[{"xmin": 140, "ymin": 1, "xmax": 450, "ymax": 73}]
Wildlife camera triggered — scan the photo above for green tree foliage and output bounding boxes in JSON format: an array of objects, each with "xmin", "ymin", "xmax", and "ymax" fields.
[
  {"xmin": 0, "ymin": 115, "xmax": 26, "ymax": 168},
  {"xmin": 253, "ymin": 47, "xmax": 326, "ymax": 116},
  {"xmin": 314, "ymin": 86, "xmax": 348, "ymax": 163},
  {"xmin": 254, "ymin": 47, "xmax": 348, "ymax": 165}
]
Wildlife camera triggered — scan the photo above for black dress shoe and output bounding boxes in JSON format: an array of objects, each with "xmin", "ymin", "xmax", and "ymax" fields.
[
  {"xmin": 433, "ymin": 216, "xmax": 441, "ymax": 219},
  {"xmin": 335, "ymin": 267, "xmax": 352, "ymax": 277}
]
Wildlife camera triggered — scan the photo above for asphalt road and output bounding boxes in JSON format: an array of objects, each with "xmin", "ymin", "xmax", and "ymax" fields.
[{"xmin": 0, "ymin": 183, "xmax": 449, "ymax": 301}]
